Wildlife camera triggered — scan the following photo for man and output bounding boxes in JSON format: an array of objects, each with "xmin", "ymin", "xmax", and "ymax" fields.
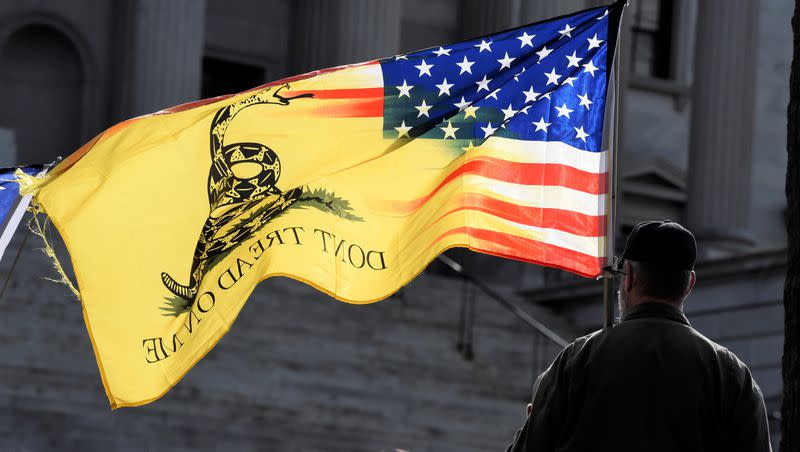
[{"xmin": 507, "ymin": 220, "xmax": 772, "ymax": 452}]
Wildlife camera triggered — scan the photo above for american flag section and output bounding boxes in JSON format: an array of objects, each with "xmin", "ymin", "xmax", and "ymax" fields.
[
  {"xmin": 280, "ymin": 5, "xmax": 615, "ymax": 279},
  {"xmin": 377, "ymin": 6, "xmax": 614, "ymax": 278}
]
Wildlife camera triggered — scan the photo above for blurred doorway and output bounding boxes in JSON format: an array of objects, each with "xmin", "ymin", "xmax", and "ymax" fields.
[{"xmin": 0, "ymin": 24, "xmax": 83, "ymax": 164}]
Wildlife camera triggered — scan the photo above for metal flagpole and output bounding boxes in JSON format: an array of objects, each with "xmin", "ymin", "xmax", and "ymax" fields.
[
  {"xmin": 0, "ymin": 228, "xmax": 30, "ymax": 301},
  {"xmin": 602, "ymin": 0, "xmax": 627, "ymax": 329}
]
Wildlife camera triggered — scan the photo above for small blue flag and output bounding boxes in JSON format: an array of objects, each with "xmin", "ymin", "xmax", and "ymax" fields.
[{"xmin": 0, "ymin": 165, "xmax": 45, "ymax": 263}]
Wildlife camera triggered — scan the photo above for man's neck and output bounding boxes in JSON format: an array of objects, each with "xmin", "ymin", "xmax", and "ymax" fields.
[{"xmin": 628, "ymin": 298, "xmax": 683, "ymax": 313}]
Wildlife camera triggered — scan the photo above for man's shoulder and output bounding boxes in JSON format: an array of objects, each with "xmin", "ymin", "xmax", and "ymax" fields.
[
  {"xmin": 680, "ymin": 324, "xmax": 744, "ymax": 365},
  {"xmin": 568, "ymin": 320, "xmax": 739, "ymax": 363},
  {"xmin": 559, "ymin": 329, "xmax": 604, "ymax": 361}
]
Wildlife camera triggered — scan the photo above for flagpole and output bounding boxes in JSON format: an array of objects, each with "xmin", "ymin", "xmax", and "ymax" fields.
[
  {"xmin": 603, "ymin": 1, "xmax": 626, "ymax": 329},
  {"xmin": 0, "ymin": 228, "xmax": 30, "ymax": 301}
]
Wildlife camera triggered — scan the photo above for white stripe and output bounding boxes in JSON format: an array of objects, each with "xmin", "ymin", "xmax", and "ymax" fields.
[
  {"xmin": 473, "ymin": 137, "xmax": 608, "ymax": 174},
  {"xmin": 0, "ymin": 194, "xmax": 32, "ymax": 264},
  {"xmin": 464, "ymin": 174, "xmax": 606, "ymax": 216},
  {"xmin": 0, "ymin": 166, "xmax": 49, "ymax": 264},
  {"xmin": 469, "ymin": 211, "xmax": 606, "ymax": 257}
]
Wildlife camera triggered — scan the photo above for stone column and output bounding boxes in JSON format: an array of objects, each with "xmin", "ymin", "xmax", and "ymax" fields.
[
  {"xmin": 462, "ymin": 1, "xmax": 595, "ymax": 40},
  {"xmin": 520, "ymin": 0, "xmax": 591, "ymax": 24},
  {"xmin": 291, "ymin": 0, "xmax": 403, "ymax": 74},
  {"xmin": 461, "ymin": 0, "xmax": 523, "ymax": 39},
  {"xmin": 114, "ymin": 0, "xmax": 206, "ymax": 119},
  {"xmin": 686, "ymin": 0, "xmax": 760, "ymax": 251}
]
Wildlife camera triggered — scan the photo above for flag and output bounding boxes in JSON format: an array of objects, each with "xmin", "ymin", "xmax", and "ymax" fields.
[
  {"xmin": 0, "ymin": 165, "xmax": 45, "ymax": 263},
  {"xmin": 32, "ymin": 3, "xmax": 623, "ymax": 407}
]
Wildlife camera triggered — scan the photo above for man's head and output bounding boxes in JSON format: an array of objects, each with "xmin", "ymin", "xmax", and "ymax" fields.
[{"xmin": 615, "ymin": 220, "xmax": 697, "ymax": 314}]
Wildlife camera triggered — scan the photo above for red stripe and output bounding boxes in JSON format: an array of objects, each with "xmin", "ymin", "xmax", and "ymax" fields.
[
  {"xmin": 435, "ymin": 227, "xmax": 604, "ymax": 278},
  {"xmin": 434, "ymin": 193, "xmax": 605, "ymax": 237},
  {"xmin": 394, "ymin": 157, "xmax": 605, "ymax": 213},
  {"xmin": 312, "ymin": 98, "xmax": 383, "ymax": 117},
  {"xmin": 454, "ymin": 156, "xmax": 606, "ymax": 194}
]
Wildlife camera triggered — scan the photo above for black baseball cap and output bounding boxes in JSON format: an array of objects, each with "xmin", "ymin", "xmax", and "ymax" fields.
[{"xmin": 617, "ymin": 220, "xmax": 696, "ymax": 271}]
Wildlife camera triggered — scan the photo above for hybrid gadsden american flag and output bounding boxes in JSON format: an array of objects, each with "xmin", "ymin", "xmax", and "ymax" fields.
[
  {"xmin": 283, "ymin": 4, "xmax": 614, "ymax": 277},
  {"xmin": 33, "ymin": 3, "xmax": 620, "ymax": 407}
]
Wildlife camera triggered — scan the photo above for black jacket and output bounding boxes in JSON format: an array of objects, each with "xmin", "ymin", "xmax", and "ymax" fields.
[{"xmin": 508, "ymin": 302, "xmax": 772, "ymax": 452}]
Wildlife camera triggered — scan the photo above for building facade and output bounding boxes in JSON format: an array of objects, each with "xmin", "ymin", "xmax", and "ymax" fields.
[{"xmin": 0, "ymin": 0, "xmax": 789, "ymax": 450}]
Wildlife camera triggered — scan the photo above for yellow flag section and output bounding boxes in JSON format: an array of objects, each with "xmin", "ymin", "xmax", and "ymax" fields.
[{"xmin": 35, "ymin": 61, "xmax": 607, "ymax": 407}]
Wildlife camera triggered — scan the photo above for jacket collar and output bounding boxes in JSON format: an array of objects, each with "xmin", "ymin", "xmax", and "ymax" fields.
[{"xmin": 621, "ymin": 301, "xmax": 691, "ymax": 326}]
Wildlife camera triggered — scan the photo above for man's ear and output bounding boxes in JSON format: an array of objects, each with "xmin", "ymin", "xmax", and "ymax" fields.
[
  {"xmin": 685, "ymin": 270, "xmax": 697, "ymax": 296},
  {"xmin": 624, "ymin": 260, "xmax": 634, "ymax": 293}
]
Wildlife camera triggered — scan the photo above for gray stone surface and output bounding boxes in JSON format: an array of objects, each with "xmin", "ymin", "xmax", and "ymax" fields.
[
  {"xmin": 687, "ymin": 0, "xmax": 760, "ymax": 248},
  {"xmin": 292, "ymin": 0, "xmax": 402, "ymax": 73},
  {"xmin": 205, "ymin": 0, "xmax": 292, "ymax": 81},
  {"xmin": 520, "ymin": 0, "xmax": 590, "ymax": 24},
  {"xmin": 113, "ymin": 0, "xmax": 206, "ymax": 119},
  {"xmin": 0, "ymin": 128, "xmax": 16, "ymax": 166}
]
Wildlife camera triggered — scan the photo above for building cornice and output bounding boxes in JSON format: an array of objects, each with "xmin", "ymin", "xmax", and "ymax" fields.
[{"xmin": 521, "ymin": 246, "xmax": 786, "ymax": 306}]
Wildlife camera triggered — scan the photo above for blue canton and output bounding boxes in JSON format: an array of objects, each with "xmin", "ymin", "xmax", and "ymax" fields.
[
  {"xmin": 380, "ymin": 6, "xmax": 614, "ymax": 153},
  {"xmin": 0, "ymin": 166, "xmax": 41, "ymax": 223}
]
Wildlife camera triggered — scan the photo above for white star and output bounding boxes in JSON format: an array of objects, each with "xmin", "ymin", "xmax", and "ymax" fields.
[
  {"xmin": 562, "ymin": 76, "xmax": 577, "ymax": 87},
  {"xmin": 454, "ymin": 96, "xmax": 470, "ymax": 111},
  {"xmin": 395, "ymin": 54, "xmax": 408, "ymax": 60},
  {"xmin": 545, "ymin": 67, "xmax": 562, "ymax": 86},
  {"xmin": 498, "ymin": 52, "xmax": 515, "ymax": 70},
  {"xmin": 456, "ymin": 56, "xmax": 475, "ymax": 75},
  {"xmin": 514, "ymin": 67, "xmax": 526, "ymax": 82},
  {"xmin": 475, "ymin": 75, "xmax": 492, "ymax": 92},
  {"xmin": 587, "ymin": 33, "xmax": 604, "ymax": 50},
  {"xmin": 486, "ymin": 88, "xmax": 501, "ymax": 100},
  {"xmin": 577, "ymin": 93, "xmax": 593, "ymax": 109},
  {"xmin": 575, "ymin": 126, "xmax": 589, "ymax": 142},
  {"xmin": 536, "ymin": 46, "xmax": 553, "ymax": 61},
  {"xmin": 520, "ymin": 105, "xmax": 531, "ymax": 114},
  {"xmin": 415, "ymin": 59, "xmax": 434, "ymax": 77},
  {"xmin": 558, "ymin": 23, "xmax": 576, "ymax": 38},
  {"xmin": 481, "ymin": 122, "xmax": 498, "ymax": 138},
  {"xmin": 475, "ymin": 39, "xmax": 492, "ymax": 52},
  {"xmin": 394, "ymin": 120, "xmax": 412, "ymax": 138},
  {"xmin": 396, "ymin": 80, "xmax": 413, "ymax": 98},
  {"xmin": 435, "ymin": 77, "xmax": 454, "ymax": 96},
  {"xmin": 501, "ymin": 103, "xmax": 519, "ymax": 121},
  {"xmin": 555, "ymin": 103, "xmax": 574, "ymax": 118},
  {"xmin": 565, "ymin": 51, "xmax": 582, "ymax": 68},
  {"xmin": 415, "ymin": 99, "xmax": 432, "ymax": 117},
  {"xmin": 532, "ymin": 117, "xmax": 551, "ymax": 132},
  {"xmin": 598, "ymin": 10, "xmax": 609, "ymax": 20},
  {"xmin": 583, "ymin": 60, "xmax": 599, "ymax": 76},
  {"xmin": 463, "ymin": 105, "xmax": 479, "ymax": 118},
  {"xmin": 433, "ymin": 46, "xmax": 452, "ymax": 57},
  {"xmin": 440, "ymin": 121, "xmax": 459, "ymax": 139},
  {"xmin": 517, "ymin": 31, "xmax": 535, "ymax": 48},
  {"xmin": 523, "ymin": 86, "xmax": 540, "ymax": 103},
  {"xmin": 540, "ymin": 92, "xmax": 552, "ymax": 100}
]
